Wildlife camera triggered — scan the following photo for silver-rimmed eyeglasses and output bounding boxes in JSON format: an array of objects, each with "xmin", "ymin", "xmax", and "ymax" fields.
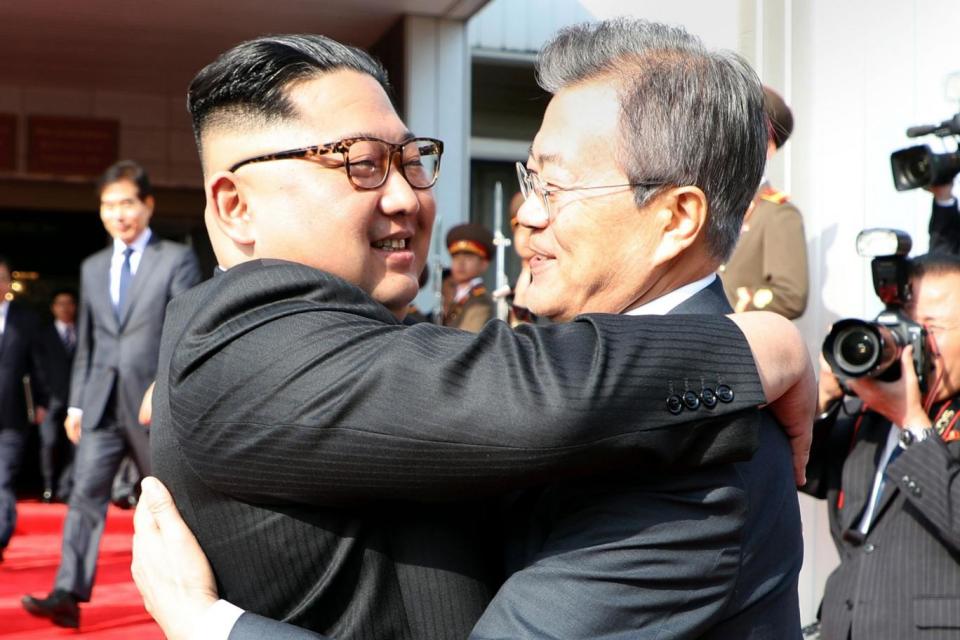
[{"xmin": 515, "ymin": 161, "xmax": 665, "ymax": 217}]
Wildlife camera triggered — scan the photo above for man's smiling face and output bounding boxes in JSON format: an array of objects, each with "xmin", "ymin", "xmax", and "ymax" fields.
[
  {"xmin": 518, "ymin": 79, "xmax": 663, "ymax": 321},
  {"xmin": 218, "ymin": 69, "xmax": 436, "ymax": 317}
]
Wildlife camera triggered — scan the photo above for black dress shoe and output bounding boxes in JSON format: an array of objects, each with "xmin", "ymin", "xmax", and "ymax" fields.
[{"xmin": 21, "ymin": 590, "xmax": 80, "ymax": 628}]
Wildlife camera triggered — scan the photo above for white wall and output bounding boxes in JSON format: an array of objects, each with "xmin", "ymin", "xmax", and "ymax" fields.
[{"xmin": 404, "ymin": 15, "xmax": 472, "ymax": 311}]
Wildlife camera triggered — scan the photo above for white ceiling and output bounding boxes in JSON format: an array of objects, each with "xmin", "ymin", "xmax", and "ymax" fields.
[{"xmin": 0, "ymin": 0, "xmax": 489, "ymax": 94}]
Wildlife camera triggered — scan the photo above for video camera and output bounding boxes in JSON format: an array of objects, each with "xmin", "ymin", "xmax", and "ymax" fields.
[
  {"xmin": 890, "ymin": 112, "xmax": 960, "ymax": 191},
  {"xmin": 822, "ymin": 229, "xmax": 932, "ymax": 392}
]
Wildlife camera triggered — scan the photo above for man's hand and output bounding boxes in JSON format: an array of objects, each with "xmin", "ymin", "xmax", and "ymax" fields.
[
  {"xmin": 132, "ymin": 477, "xmax": 219, "ymax": 640},
  {"xmin": 64, "ymin": 414, "xmax": 82, "ymax": 444},
  {"xmin": 846, "ymin": 346, "xmax": 931, "ymax": 429},
  {"xmin": 728, "ymin": 311, "xmax": 816, "ymax": 486},
  {"xmin": 139, "ymin": 382, "xmax": 155, "ymax": 426},
  {"xmin": 925, "ymin": 182, "xmax": 955, "ymax": 203}
]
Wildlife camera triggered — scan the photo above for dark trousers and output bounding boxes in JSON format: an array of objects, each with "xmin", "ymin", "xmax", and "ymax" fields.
[
  {"xmin": 39, "ymin": 406, "xmax": 74, "ymax": 498},
  {"xmin": 53, "ymin": 390, "xmax": 149, "ymax": 601},
  {"xmin": 0, "ymin": 426, "xmax": 28, "ymax": 549}
]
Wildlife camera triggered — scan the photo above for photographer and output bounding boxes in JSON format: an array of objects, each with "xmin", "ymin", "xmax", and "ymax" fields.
[
  {"xmin": 928, "ymin": 181, "xmax": 960, "ymax": 254},
  {"xmin": 803, "ymin": 252, "xmax": 960, "ymax": 640}
]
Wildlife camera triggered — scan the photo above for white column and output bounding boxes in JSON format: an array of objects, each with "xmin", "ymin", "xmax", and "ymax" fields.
[{"xmin": 403, "ymin": 15, "xmax": 471, "ymax": 312}]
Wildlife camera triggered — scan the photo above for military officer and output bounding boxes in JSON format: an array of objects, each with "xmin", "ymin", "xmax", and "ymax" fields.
[
  {"xmin": 444, "ymin": 223, "xmax": 495, "ymax": 332},
  {"xmin": 721, "ymin": 86, "xmax": 809, "ymax": 319}
]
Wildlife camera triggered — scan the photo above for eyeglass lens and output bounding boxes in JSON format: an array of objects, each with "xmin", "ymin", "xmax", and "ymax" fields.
[{"xmin": 347, "ymin": 139, "xmax": 441, "ymax": 189}]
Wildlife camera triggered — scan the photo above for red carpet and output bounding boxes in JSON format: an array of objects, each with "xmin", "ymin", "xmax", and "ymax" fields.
[{"xmin": 0, "ymin": 501, "xmax": 163, "ymax": 639}]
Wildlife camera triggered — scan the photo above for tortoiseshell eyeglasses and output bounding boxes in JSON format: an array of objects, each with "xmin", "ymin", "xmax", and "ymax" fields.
[{"xmin": 230, "ymin": 136, "xmax": 444, "ymax": 190}]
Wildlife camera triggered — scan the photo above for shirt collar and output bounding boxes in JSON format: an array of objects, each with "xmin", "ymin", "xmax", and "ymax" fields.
[
  {"xmin": 113, "ymin": 227, "xmax": 152, "ymax": 256},
  {"xmin": 624, "ymin": 273, "xmax": 716, "ymax": 316},
  {"xmin": 454, "ymin": 277, "xmax": 485, "ymax": 303}
]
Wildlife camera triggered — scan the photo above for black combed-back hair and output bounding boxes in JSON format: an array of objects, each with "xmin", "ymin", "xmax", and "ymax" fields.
[
  {"xmin": 98, "ymin": 160, "xmax": 153, "ymax": 199},
  {"xmin": 188, "ymin": 34, "xmax": 390, "ymax": 153}
]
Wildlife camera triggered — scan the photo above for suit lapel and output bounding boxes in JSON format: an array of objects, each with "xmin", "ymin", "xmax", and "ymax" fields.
[
  {"xmin": 90, "ymin": 249, "xmax": 119, "ymax": 332},
  {"xmin": 118, "ymin": 236, "xmax": 161, "ymax": 329},
  {"xmin": 838, "ymin": 418, "xmax": 892, "ymax": 531}
]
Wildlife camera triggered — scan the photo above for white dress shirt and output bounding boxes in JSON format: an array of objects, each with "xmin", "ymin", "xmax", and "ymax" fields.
[
  {"xmin": 110, "ymin": 228, "xmax": 152, "ymax": 307},
  {"xmin": 625, "ymin": 273, "xmax": 717, "ymax": 317}
]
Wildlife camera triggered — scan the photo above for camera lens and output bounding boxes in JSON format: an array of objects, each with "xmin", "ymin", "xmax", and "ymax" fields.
[{"xmin": 833, "ymin": 326, "xmax": 880, "ymax": 374}]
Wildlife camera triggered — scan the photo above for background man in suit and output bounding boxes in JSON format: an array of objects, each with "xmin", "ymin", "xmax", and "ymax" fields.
[
  {"xmin": 21, "ymin": 161, "xmax": 201, "ymax": 628},
  {"xmin": 804, "ymin": 252, "xmax": 960, "ymax": 640},
  {"xmin": 721, "ymin": 86, "xmax": 809, "ymax": 319},
  {"xmin": 0, "ymin": 255, "xmax": 47, "ymax": 563},
  {"xmin": 130, "ymin": 28, "xmax": 813, "ymax": 640},
  {"xmin": 37, "ymin": 289, "xmax": 78, "ymax": 503}
]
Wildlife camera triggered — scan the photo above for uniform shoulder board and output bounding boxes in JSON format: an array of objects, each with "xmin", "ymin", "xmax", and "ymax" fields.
[{"xmin": 759, "ymin": 186, "xmax": 790, "ymax": 204}]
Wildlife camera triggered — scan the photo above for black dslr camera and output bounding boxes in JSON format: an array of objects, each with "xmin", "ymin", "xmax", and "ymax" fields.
[
  {"xmin": 822, "ymin": 229, "xmax": 932, "ymax": 392},
  {"xmin": 890, "ymin": 113, "xmax": 960, "ymax": 191}
]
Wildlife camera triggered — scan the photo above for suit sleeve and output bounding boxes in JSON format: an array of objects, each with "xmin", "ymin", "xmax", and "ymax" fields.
[
  {"xmin": 755, "ymin": 203, "xmax": 808, "ymax": 319},
  {"xmin": 68, "ymin": 268, "xmax": 93, "ymax": 410},
  {"xmin": 27, "ymin": 321, "xmax": 50, "ymax": 409},
  {"xmin": 800, "ymin": 400, "xmax": 862, "ymax": 500},
  {"xmin": 168, "ymin": 285, "xmax": 768, "ymax": 506},
  {"xmin": 929, "ymin": 199, "xmax": 960, "ymax": 255},
  {"xmin": 170, "ymin": 247, "xmax": 202, "ymax": 297},
  {"xmin": 887, "ymin": 436, "xmax": 960, "ymax": 552},
  {"xmin": 228, "ymin": 612, "xmax": 330, "ymax": 640}
]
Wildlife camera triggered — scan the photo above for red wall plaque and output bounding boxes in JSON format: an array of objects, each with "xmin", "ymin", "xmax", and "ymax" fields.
[{"xmin": 27, "ymin": 116, "xmax": 118, "ymax": 176}]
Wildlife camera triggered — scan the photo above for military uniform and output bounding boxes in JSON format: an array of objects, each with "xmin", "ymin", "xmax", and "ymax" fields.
[
  {"xmin": 445, "ymin": 223, "xmax": 496, "ymax": 332},
  {"xmin": 721, "ymin": 184, "xmax": 809, "ymax": 319},
  {"xmin": 445, "ymin": 279, "xmax": 495, "ymax": 332}
]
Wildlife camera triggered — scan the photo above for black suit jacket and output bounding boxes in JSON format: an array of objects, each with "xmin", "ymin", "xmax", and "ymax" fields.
[
  {"xmin": 0, "ymin": 302, "xmax": 46, "ymax": 430},
  {"xmin": 38, "ymin": 323, "xmax": 74, "ymax": 415},
  {"xmin": 802, "ymin": 399, "xmax": 960, "ymax": 639},
  {"xmin": 152, "ymin": 261, "xmax": 769, "ymax": 640},
  {"xmin": 470, "ymin": 278, "xmax": 802, "ymax": 639},
  {"xmin": 71, "ymin": 234, "xmax": 200, "ymax": 429},
  {"xmin": 929, "ymin": 199, "xmax": 960, "ymax": 255}
]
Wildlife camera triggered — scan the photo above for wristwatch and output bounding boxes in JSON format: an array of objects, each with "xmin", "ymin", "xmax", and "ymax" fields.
[{"xmin": 898, "ymin": 425, "xmax": 933, "ymax": 448}]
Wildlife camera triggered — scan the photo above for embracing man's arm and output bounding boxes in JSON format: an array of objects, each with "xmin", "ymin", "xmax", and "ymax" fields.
[{"xmin": 169, "ymin": 297, "xmax": 813, "ymax": 507}]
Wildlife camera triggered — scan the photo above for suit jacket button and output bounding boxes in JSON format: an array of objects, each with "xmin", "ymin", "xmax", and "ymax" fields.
[
  {"xmin": 845, "ymin": 599, "xmax": 854, "ymax": 610},
  {"xmin": 864, "ymin": 543, "xmax": 875, "ymax": 553},
  {"xmin": 666, "ymin": 395, "xmax": 683, "ymax": 414},
  {"xmin": 682, "ymin": 390, "xmax": 700, "ymax": 410},
  {"xmin": 700, "ymin": 388, "xmax": 718, "ymax": 408},
  {"xmin": 716, "ymin": 384, "xmax": 734, "ymax": 403}
]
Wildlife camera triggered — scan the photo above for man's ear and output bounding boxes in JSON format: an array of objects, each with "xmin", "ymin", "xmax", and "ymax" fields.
[
  {"xmin": 206, "ymin": 171, "xmax": 255, "ymax": 246},
  {"xmin": 651, "ymin": 186, "xmax": 708, "ymax": 265}
]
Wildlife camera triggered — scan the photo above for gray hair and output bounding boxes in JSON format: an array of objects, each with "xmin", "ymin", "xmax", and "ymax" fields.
[{"xmin": 536, "ymin": 19, "xmax": 766, "ymax": 261}]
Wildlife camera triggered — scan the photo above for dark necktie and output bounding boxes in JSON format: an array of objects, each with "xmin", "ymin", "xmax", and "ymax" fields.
[
  {"xmin": 63, "ymin": 324, "xmax": 76, "ymax": 353},
  {"xmin": 116, "ymin": 247, "xmax": 134, "ymax": 320}
]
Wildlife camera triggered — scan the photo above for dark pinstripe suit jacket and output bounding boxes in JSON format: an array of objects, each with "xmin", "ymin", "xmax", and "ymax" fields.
[
  {"xmin": 802, "ymin": 400, "xmax": 960, "ymax": 639},
  {"xmin": 469, "ymin": 278, "xmax": 802, "ymax": 640},
  {"xmin": 151, "ymin": 260, "xmax": 768, "ymax": 640}
]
